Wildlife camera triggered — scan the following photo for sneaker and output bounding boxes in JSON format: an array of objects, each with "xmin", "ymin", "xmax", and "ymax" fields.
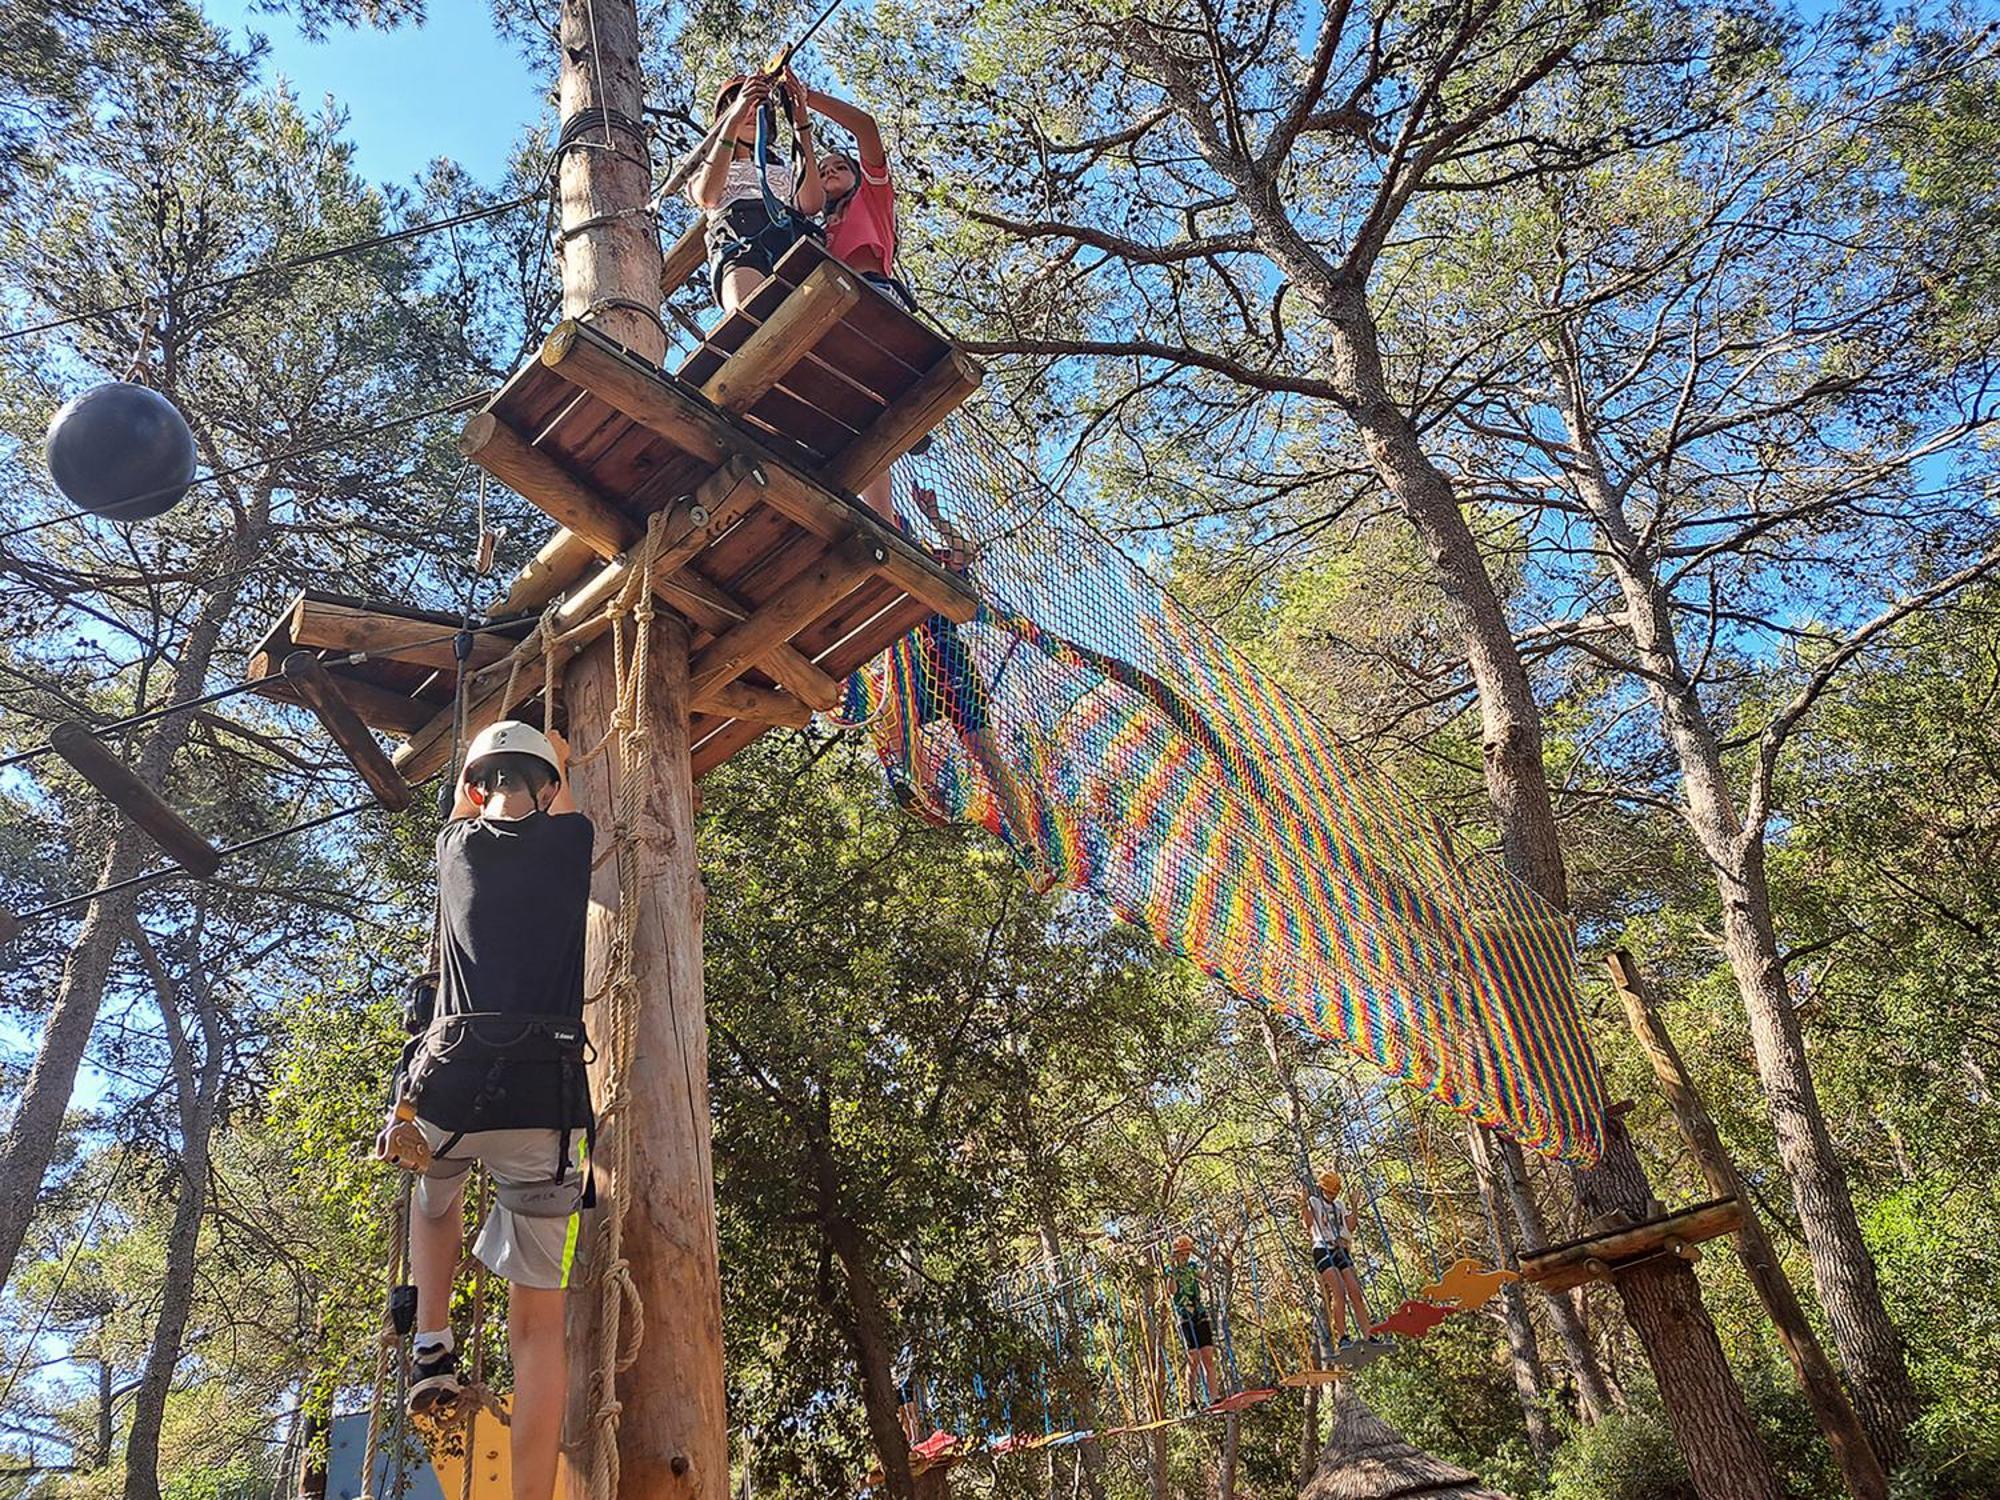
[{"xmin": 407, "ymin": 1345, "xmax": 461, "ymax": 1419}]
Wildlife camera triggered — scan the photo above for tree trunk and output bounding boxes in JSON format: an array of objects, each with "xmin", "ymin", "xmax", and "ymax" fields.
[
  {"xmin": 95, "ymin": 1358, "xmax": 115, "ymax": 1470},
  {"xmin": 1466, "ymin": 1124, "xmax": 1554, "ymax": 1459},
  {"xmin": 0, "ymin": 570, "xmax": 247, "ymax": 1297},
  {"xmin": 562, "ymin": 611, "xmax": 724, "ymax": 1500},
  {"xmin": 1489, "ymin": 1133, "xmax": 1617, "ymax": 1419},
  {"xmin": 1573, "ymin": 1117, "xmax": 1787, "ymax": 1500},
  {"xmin": 123, "ymin": 925, "xmax": 227, "ymax": 1500},
  {"xmin": 1550, "ymin": 367, "xmax": 1916, "ymax": 1463},
  {"xmin": 1219, "ymin": 1412, "xmax": 1240, "ymax": 1499},
  {"xmin": 1148, "ymin": 1423, "xmax": 1168, "ymax": 1500},
  {"xmin": 1299, "ymin": 1384, "xmax": 1321, "ymax": 1488},
  {"xmin": 820, "ymin": 1185, "xmax": 930, "ymax": 1500},
  {"xmin": 1608, "ymin": 952, "xmax": 1888, "ymax": 1500}
]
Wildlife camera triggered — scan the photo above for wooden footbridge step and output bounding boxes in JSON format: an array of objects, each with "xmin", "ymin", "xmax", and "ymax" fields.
[
  {"xmin": 1518, "ymin": 1196, "xmax": 1744, "ymax": 1292},
  {"xmin": 241, "ymin": 239, "xmax": 982, "ymax": 782}
]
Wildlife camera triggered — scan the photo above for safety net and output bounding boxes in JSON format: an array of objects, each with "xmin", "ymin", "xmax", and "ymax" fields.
[{"xmin": 838, "ymin": 413, "xmax": 1608, "ymax": 1164}]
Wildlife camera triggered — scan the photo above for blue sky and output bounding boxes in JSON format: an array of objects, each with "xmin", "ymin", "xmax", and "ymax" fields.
[{"xmin": 202, "ymin": 0, "xmax": 547, "ymax": 188}]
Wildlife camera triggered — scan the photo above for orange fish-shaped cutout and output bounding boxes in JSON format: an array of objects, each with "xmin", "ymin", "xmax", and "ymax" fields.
[
  {"xmin": 1374, "ymin": 1298, "xmax": 1454, "ymax": 1340},
  {"xmin": 1420, "ymin": 1256, "xmax": 1522, "ymax": 1312}
]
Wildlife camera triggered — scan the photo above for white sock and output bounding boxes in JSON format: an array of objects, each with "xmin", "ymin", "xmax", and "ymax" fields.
[{"xmin": 414, "ymin": 1328, "xmax": 455, "ymax": 1358}]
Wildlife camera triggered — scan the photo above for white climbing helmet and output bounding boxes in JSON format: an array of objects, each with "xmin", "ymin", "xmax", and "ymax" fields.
[{"xmin": 462, "ymin": 720, "xmax": 560, "ymax": 784}]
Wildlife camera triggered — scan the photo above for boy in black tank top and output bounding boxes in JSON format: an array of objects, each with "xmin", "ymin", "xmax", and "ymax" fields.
[{"xmin": 376, "ymin": 721, "xmax": 592, "ymax": 1500}]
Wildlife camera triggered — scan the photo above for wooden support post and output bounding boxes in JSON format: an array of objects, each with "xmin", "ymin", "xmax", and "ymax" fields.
[
  {"xmin": 700, "ymin": 261, "xmax": 861, "ymax": 414},
  {"xmin": 686, "ymin": 534, "xmax": 884, "ymax": 703},
  {"xmin": 50, "ymin": 723, "xmax": 220, "ymax": 877},
  {"xmin": 550, "ymin": 0, "xmax": 724, "ymax": 1496},
  {"xmin": 660, "ymin": 218, "xmax": 707, "ymax": 299},
  {"xmin": 1606, "ymin": 951, "xmax": 1889, "ymax": 1500},
  {"xmin": 247, "ymin": 657, "xmax": 438, "ymax": 737},
  {"xmin": 281, "ymin": 653, "xmax": 415, "ymax": 812}
]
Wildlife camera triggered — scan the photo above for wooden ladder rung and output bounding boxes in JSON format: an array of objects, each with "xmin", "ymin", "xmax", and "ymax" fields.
[
  {"xmin": 51, "ymin": 722, "xmax": 221, "ymax": 877},
  {"xmin": 283, "ymin": 653, "xmax": 415, "ymax": 812}
]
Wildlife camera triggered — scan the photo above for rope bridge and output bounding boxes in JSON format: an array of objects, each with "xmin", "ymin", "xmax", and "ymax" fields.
[{"xmin": 839, "ymin": 414, "xmax": 1609, "ymax": 1165}]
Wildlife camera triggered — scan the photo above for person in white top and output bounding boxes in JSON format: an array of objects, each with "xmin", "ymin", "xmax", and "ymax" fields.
[
  {"xmin": 1300, "ymin": 1168, "xmax": 1377, "ymax": 1351},
  {"xmin": 688, "ymin": 70, "xmax": 827, "ymax": 311}
]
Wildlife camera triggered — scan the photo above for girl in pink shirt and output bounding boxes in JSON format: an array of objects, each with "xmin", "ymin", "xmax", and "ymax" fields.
[{"xmin": 800, "ymin": 85, "xmax": 915, "ymax": 521}]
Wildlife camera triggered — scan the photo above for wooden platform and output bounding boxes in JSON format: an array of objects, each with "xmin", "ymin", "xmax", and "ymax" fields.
[
  {"xmin": 1518, "ymin": 1197, "xmax": 1743, "ymax": 1292},
  {"xmin": 243, "ymin": 240, "xmax": 982, "ymax": 780}
]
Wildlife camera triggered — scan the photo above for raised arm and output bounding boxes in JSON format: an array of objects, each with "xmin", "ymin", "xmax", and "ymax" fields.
[
  {"xmin": 545, "ymin": 728, "xmax": 580, "ymax": 816},
  {"xmin": 689, "ymin": 81, "xmax": 765, "ymax": 209},
  {"xmin": 800, "ymin": 81, "xmax": 887, "ymax": 172}
]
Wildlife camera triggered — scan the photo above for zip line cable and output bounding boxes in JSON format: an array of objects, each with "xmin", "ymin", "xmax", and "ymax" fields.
[
  {"xmin": 0, "ymin": 194, "xmax": 544, "ymax": 345},
  {"xmin": 0, "ymin": 388, "xmax": 499, "ymax": 545}
]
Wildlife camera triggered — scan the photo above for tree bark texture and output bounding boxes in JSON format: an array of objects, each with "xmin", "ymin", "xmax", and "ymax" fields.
[
  {"xmin": 1609, "ymin": 952, "xmax": 1888, "ymax": 1500},
  {"xmin": 1466, "ymin": 1123, "xmax": 1554, "ymax": 1458},
  {"xmin": 1552, "ymin": 366, "xmax": 1915, "ymax": 1463},
  {"xmin": 1490, "ymin": 1132, "xmax": 1617, "ymax": 1420},
  {"xmin": 820, "ymin": 1186, "xmax": 934, "ymax": 1500},
  {"xmin": 562, "ymin": 614, "xmax": 725, "ymax": 1500},
  {"xmin": 123, "ymin": 928, "xmax": 227, "ymax": 1500}
]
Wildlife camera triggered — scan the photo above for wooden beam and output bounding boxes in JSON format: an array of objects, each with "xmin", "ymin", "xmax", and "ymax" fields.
[
  {"xmin": 689, "ymin": 678, "xmax": 812, "ymax": 728},
  {"xmin": 650, "ymin": 566, "xmax": 842, "ymax": 712},
  {"xmin": 699, "ymin": 261, "xmax": 860, "ymax": 415},
  {"xmin": 820, "ymin": 349, "xmax": 983, "ymax": 495},
  {"xmin": 246, "ymin": 654, "xmax": 439, "ymax": 737},
  {"xmin": 539, "ymin": 320, "xmax": 980, "ymax": 624},
  {"xmin": 660, "ymin": 217, "xmax": 707, "ymax": 297},
  {"xmin": 491, "ymin": 528, "xmax": 601, "ymax": 616},
  {"xmin": 687, "ymin": 534, "xmax": 885, "ymax": 702},
  {"xmin": 1519, "ymin": 1198, "xmax": 1744, "ymax": 1292},
  {"xmin": 282, "ymin": 652, "xmax": 415, "ymax": 812},
  {"xmin": 757, "ymin": 467, "xmax": 979, "ymax": 623},
  {"xmin": 460, "ymin": 412, "xmax": 639, "ymax": 558},
  {"xmin": 1606, "ymin": 951, "xmax": 1890, "ymax": 1500},
  {"xmin": 291, "ymin": 597, "xmax": 512, "ymax": 675},
  {"xmin": 0, "ymin": 910, "xmax": 19, "ymax": 947},
  {"xmin": 51, "ymin": 722, "xmax": 220, "ymax": 877},
  {"xmin": 542, "ymin": 321, "xmax": 727, "ymax": 463}
]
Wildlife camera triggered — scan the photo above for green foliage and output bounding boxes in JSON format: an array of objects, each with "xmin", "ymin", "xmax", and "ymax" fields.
[{"xmin": 1543, "ymin": 1411, "xmax": 1694, "ymax": 1500}]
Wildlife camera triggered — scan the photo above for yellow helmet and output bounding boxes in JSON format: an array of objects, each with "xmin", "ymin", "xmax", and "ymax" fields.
[{"xmin": 1317, "ymin": 1170, "xmax": 1343, "ymax": 1196}]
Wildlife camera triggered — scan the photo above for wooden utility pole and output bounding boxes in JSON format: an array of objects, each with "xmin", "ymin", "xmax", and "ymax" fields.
[
  {"xmin": 1606, "ymin": 952, "xmax": 1888, "ymax": 1500},
  {"xmin": 551, "ymin": 2, "xmax": 727, "ymax": 1498}
]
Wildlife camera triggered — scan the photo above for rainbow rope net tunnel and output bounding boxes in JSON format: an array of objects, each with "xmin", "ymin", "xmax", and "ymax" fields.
[{"xmin": 838, "ymin": 413, "xmax": 1608, "ymax": 1165}]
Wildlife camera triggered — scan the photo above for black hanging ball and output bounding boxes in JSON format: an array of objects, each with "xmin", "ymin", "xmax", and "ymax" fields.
[{"xmin": 44, "ymin": 382, "xmax": 197, "ymax": 522}]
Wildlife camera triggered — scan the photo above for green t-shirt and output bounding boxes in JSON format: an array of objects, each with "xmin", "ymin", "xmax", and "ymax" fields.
[{"xmin": 1168, "ymin": 1258, "xmax": 1204, "ymax": 1313}]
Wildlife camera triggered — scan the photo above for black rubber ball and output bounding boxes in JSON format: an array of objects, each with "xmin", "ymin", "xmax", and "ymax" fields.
[{"xmin": 44, "ymin": 382, "xmax": 197, "ymax": 521}]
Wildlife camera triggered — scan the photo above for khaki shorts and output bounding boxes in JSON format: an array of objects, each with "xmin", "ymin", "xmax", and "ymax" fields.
[{"xmin": 413, "ymin": 1120, "xmax": 584, "ymax": 1290}]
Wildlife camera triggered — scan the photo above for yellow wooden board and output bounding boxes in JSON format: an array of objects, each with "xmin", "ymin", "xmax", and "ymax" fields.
[{"xmin": 419, "ymin": 1395, "xmax": 512, "ymax": 1500}]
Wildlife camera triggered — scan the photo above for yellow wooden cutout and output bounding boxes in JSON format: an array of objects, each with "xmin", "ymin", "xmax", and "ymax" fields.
[
  {"xmin": 420, "ymin": 1394, "xmax": 512, "ymax": 1500},
  {"xmin": 1419, "ymin": 1256, "xmax": 1521, "ymax": 1312}
]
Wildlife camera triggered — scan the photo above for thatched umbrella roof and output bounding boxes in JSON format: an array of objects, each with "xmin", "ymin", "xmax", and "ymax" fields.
[{"xmin": 1297, "ymin": 1393, "xmax": 1514, "ymax": 1500}]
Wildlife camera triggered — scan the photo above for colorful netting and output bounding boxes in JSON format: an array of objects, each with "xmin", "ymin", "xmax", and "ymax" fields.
[{"xmin": 840, "ymin": 414, "xmax": 1607, "ymax": 1164}]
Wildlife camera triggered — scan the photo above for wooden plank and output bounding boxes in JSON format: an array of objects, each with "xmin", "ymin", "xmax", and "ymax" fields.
[
  {"xmin": 459, "ymin": 412, "xmax": 640, "ymax": 557},
  {"xmin": 248, "ymin": 660, "xmax": 439, "ymax": 738},
  {"xmin": 1519, "ymin": 1198, "xmax": 1744, "ymax": 1292},
  {"xmin": 758, "ymin": 468, "xmax": 980, "ymax": 624},
  {"xmin": 540, "ymin": 320, "xmax": 981, "ymax": 622},
  {"xmin": 700, "ymin": 261, "xmax": 861, "ymax": 415},
  {"xmin": 51, "ymin": 722, "xmax": 220, "ymax": 877},
  {"xmin": 821, "ymin": 350, "xmax": 983, "ymax": 495},
  {"xmin": 689, "ymin": 716, "xmax": 772, "ymax": 778},
  {"xmin": 679, "ymin": 275, "xmax": 915, "ymax": 404},
  {"xmin": 282, "ymin": 652, "xmax": 415, "ymax": 812},
  {"xmin": 687, "ymin": 533, "xmax": 884, "ymax": 702},
  {"xmin": 291, "ymin": 597, "xmax": 513, "ymax": 675},
  {"xmin": 688, "ymin": 678, "xmax": 812, "ymax": 729},
  {"xmin": 655, "ymin": 565, "xmax": 842, "ymax": 712}
]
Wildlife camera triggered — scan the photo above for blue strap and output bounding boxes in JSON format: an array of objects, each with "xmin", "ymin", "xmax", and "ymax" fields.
[{"xmin": 754, "ymin": 100, "xmax": 791, "ymax": 230}]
